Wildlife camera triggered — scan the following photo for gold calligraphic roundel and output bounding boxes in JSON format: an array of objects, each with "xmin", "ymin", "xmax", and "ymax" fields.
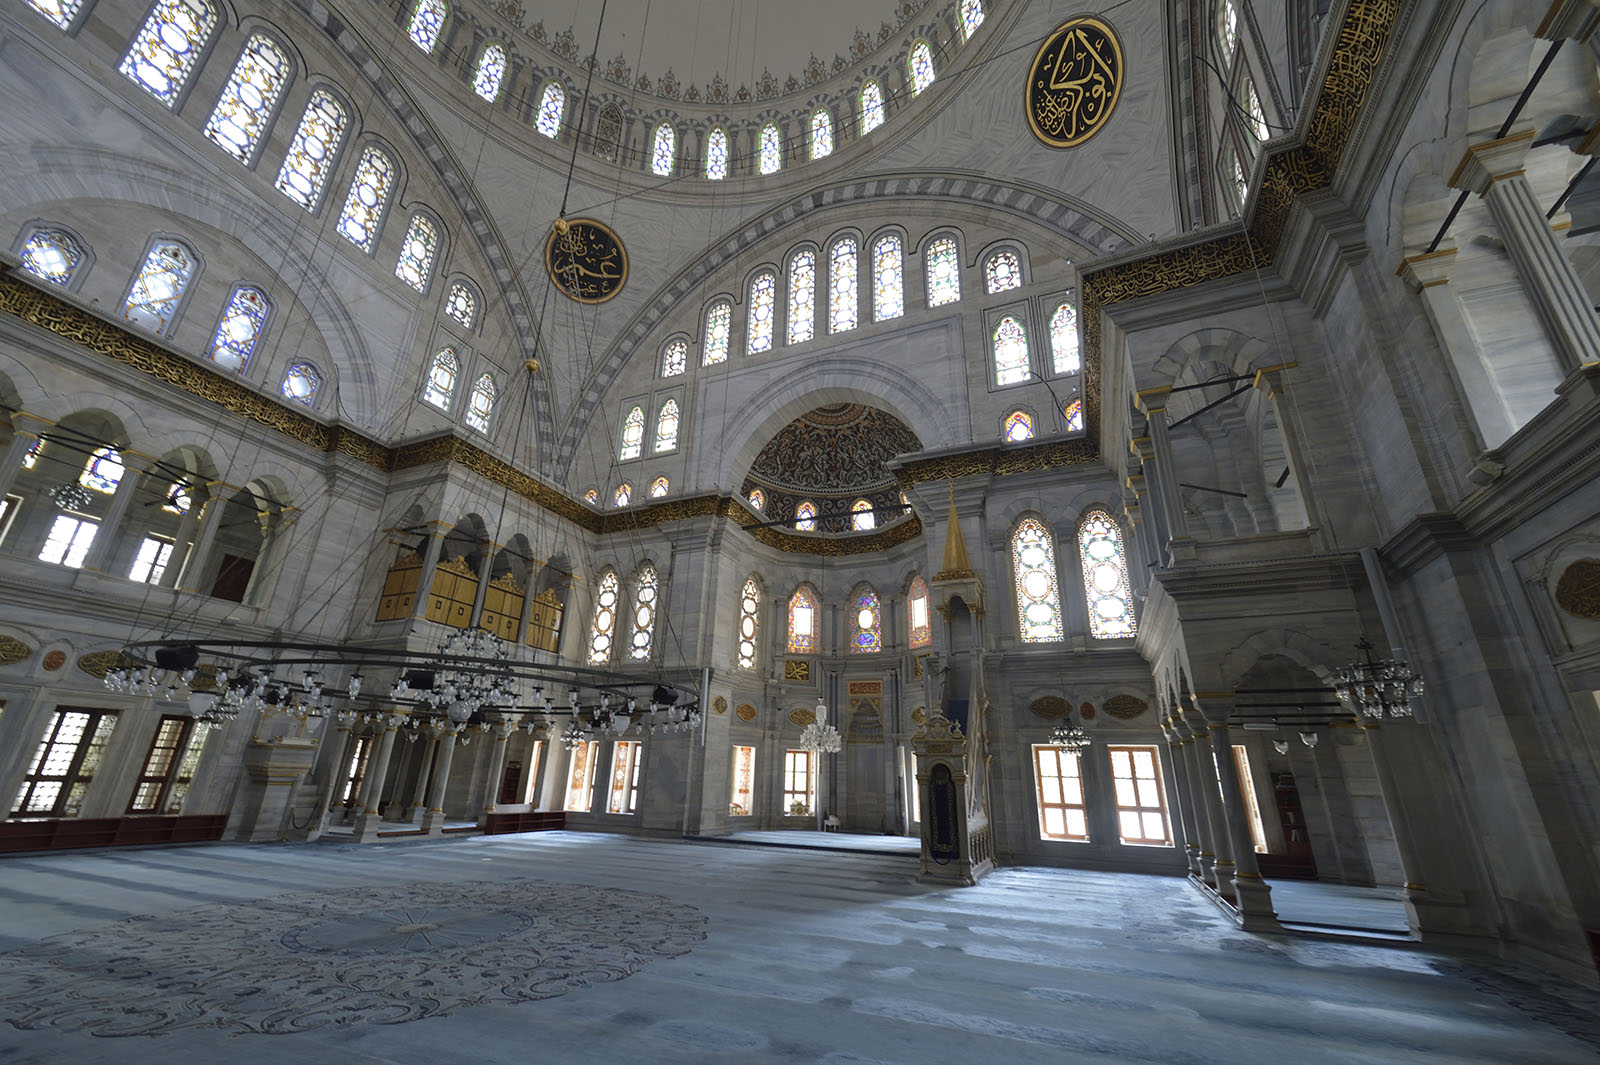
[
  {"xmin": 1026, "ymin": 16, "xmax": 1124, "ymax": 149},
  {"xmin": 545, "ymin": 218, "xmax": 628, "ymax": 304},
  {"xmin": 1555, "ymin": 559, "xmax": 1600, "ymax": 620}
]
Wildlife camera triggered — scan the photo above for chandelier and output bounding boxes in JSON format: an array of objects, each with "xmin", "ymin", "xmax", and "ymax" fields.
[
  {"xmin": 1332, "ymin": 636, "xmax": 1424, "ymax": 719},
  {"xmin": 1050, "ymin": 716, "xmax": 1090, "ymax": 752},
  {"xmin": 799, "ymin": 698, "xmax": 842, "ymax": 754}
]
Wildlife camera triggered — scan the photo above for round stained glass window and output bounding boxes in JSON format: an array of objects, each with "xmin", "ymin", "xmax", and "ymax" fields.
[{"xmin": 857, "ymin": 607, "xmax": 874, "ymax": 628}]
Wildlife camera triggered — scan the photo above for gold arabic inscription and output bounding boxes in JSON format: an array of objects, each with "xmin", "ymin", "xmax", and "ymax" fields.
[
  {"xmin": 1027, "ymin": 16, "xmax": 1123, "ymax": 149},
  {"xmin": 545, "ymin": 218, "xmax": 628, "ymax": 304}
]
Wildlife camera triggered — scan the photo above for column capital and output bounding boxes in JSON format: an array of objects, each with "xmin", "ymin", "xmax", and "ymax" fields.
[
  {"xmin": 1447, "ymin": 128, "xmax": 1535, "ymax": 195},
  {"xmin": 1396, "ymin": 247, "xmax": 1458, "ymax": 291}
]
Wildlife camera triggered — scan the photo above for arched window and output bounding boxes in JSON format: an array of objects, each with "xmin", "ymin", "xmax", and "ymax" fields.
[
  {"xmin": 907, "ymin": 575, "xmax": 931, "ymax": 648},
  {"xmin": 736, "ymin": 576, "xmax": 760, "ymax": 669},
  {"xmin": 794, "ymin": 500, "xmax": 817, "ymax": 532},
  {"xmin": 1063, "ymin": 399, "xmax": 1084, "ymax": 432},
  {"xmin": 872, "ymin": 234, "xmax": 903, "ymax": 321},
  {"xmin": 79, "ymin": 446, "xmax": 125, "ymax": 494},
  {"xmin": 960, "ymin": 0, "xmax": 984, "ymax": 39},
  {"xmin": 336, "ymin": 146, "xmax": 396, "ymax": 252},
  {"xmin": 473, "ymin": 43, "xmax": 506, "ymax": 101},
  {"xmin": 209, "ymin": 284, "xmax": 269, "ymax": 371},
  {"xmin": 992, "ymin": 315, "xmax": 1030, "ymax": 386},
  {"xmin": 629, "ymin": 563, "xmax": 659, "ymax": 660},
  {"xmin": 650, "ymin": 123, "xmax": 676, "ymax": 176},
  {"xmin": 619, "ymin": 405, "xmax": 645, "ymax": 460},
  {"xmin": 758, "ymin": 123, "xmax": 781, "ymax": 175},
  {"xmin": 583, "ymin": 488, "xmax": 599, "ymax": 504},
  {"xmin": 1004, "ymin": 410, "xmax": 1034, "ymax": 441},
  {"xmin": 787, "ymin": 250, "xmax": 815, "ymax": 345},
  {"xmin": 1217, "ymin": 0, "xmax": 1239, "ymax": 54},
  {"xmin": 1232, "ymin": 151, "xmax": 1250, "ymax": 208},
  {"xmin": 20, "ymin": 228, "xmax": 84, "ymax": 286},
  {"xmin": 422, "ymin": 347, "xmax": 457, "ymax": 409},
  {"xmin": 409, "ymin": 0, "xmax": 447, "ymax": 53},
  {"xmin": 1245, "ymin": 79, "xmax": 1268, "ymax": 141},
  {"xmin": 614, "ymin": 483, "xmax": 633, "ymax": 507},
  {"xmin": 788, "ymin": 585, "xmax": 818, "ymax": 653},
  {"xmin": 1050, "ymin": 302, "xmax": 1080, "ymax": 374},
  {"xmin": 649, "ymin": 476, "xmax": 669, "ymax": 498},
  {"xmin": 661, "ymin": 338, "xmax": 688, "ymax": 377},
  {"xmin": 1012, "ymin": 517, "xmax": 1064, "ymax": 642},
  {"xmin": 203, "ymin": 34, "xmax": 290, "ymax": 163},
  {"xmin": 395, "ymin": 214, "xmax": 440, "ymax": 292},
  {"xmin": 851, "ymin": 499, "xmax": 876, "ymax": 531},
  {"xmin": 535, "ymin": 82, "xmax": 565, "ymax": 138},
  {"xmin": 1080, "ymin": 510, "xmax": 1136, "ymax": 638},
  {"xmin": 747, "ymin": 488, "xmax": 765, "ymax": 512},
  {"xmin": 850, "ymin": 585, "xmax": 882, "ymax": 653},
  {"xmin": 985, "ymin": 250, "xmax": 1022, "ymax": 293},
  {"xmin": 445, "ymin": 282, "xmax": 477, "ymax": 328},
  {"xmin": 119, "ymin": 0, "xmax": 217, "ymax": 106},
  {"xmin": 908, "ymin": 41, "xmax": 935, "ymax": 96},
  {"xmin": 464, "ymin": 373, "xmax": 495, "ymax": 433},
  {"xmin": 26, "ymin": 0, "xmax": 85, "ymax": 30},
  {"xmin": 703, "ymin": 300, "xmax": 732, "ymax": 365},
  {"xmin": 860, "ymin": 81, "xmax": 885, "ymax": 135},
  {"xmin": 587, "ymin": 568, "xmax": 620, "ymax": 663},
  {"xmin": 829, "ymin": 237, "xmax": 858, "ymax": 333},
  {"xmin": 282, "ymin": 362, "xmax": 320, "ymax": 404},
  {"xmin": 811, "ymin": 109, "xmax": 833, "ymax": 160},
  {"xmin": 747, "ymin": 271, "xmax": 776, "ymax": 353},
  {"xmin": 275, "ymin": 91, "xmax": 347, "ymax": 210},
  {"xmin": 705, "ymin": 127, "xmax": 729, "ymax": 180},
  {"xmin": 593, "ymin": 103, "xmax": 623, "ymax": 161},
  {"xmin": 654, "ymin": 398, "xmax": 680, "ymax": 452},
  {"xmin": 163, "ymin": 481, "xmax": 193, "ymax": 514},
  {"xmin": 122, "ymin": 241, "xmax": 195, "ymax": 334},
  {"xmin": 926, "ymin": 236, "xmax": 960, "ymax": 306}
]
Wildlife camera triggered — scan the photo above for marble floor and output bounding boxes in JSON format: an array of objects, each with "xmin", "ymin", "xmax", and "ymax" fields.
[
  {"xmin": 718, "ymin": 828, "xmax": 923, "ymax": 854},
  {"xmin": 1, "ymin": 832, "xmax": 1598, "ymax": 1064}
]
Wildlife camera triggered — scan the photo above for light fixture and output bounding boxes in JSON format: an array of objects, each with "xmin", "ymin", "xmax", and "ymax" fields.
[
  {"xmin": 1332, "ymin": 635, "xmax": 1424, "ymax": 719},
  {"xmin": 1050, "ymin": 712, "xmax": 1090, "ymax": 752},
  {"xmin": 1299, "ymin": 730, "xmax": 1318, "ymax": 749},
  {"xmin": 1272, "ymin": 738, "xmax": 1289, "ymax": 754},
  {"xmin": 799, "ymin": 697, "xmax": 842, "ymax": 755}
]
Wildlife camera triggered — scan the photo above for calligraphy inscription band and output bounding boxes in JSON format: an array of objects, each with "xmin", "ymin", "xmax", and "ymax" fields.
[
  {"xmin": 546, "ymin": 218, "xmax": 628, "ymax": 304},
  {"xmin": 1027, "ymin": 16, "xmax": 1123, "ymax": 149}
]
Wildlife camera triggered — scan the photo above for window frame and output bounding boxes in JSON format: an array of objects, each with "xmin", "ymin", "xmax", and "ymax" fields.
[
  {"xmin": 535, "ymin": 81, "xmax": 566, "ymax": 139},
  {"xmin": 869, "ymin": 228, "xmax": 906, "ymax": 323},
  {"xmin": 985, "ymin": 303, "xmax": 1035, "ymax": 391},
  {"xmin": 127, "ymin": 714, "xmax": 207, "ymax": 814},
  {"xmin": 11, "ymin": 707, "xmax": 119, "ymax": 818},
  {"xmin": 729, "ymin": 744, "xmax": 756, "ymax": 816},
  {"xmin": 273, "ymin": 85, "xmax": 353, "ymax": 215},
  {"xmin": 736, "ymin": 575, "xmax": 761, "ymax": 670},
  {"xmin": 334, "ymin": 141, "xmax": 402, "ymax": 256},
  {"xmin": 118, "ymin": 0, "xmax": 222, "ymax": 111},
  {"xmin": 281, "ymin": 360, "xmax": 323, "ymax": 406},
  {"xmin": 920, "ymin": 229, "xmax": 963, "ymax": 309},
  {"xmin": 441, "ymin": 276, "xmax": 482, "ymax": 333},
  {"xmin": 1107, "ymin": 744, "xmax": 1172, "ymax": 847},
  {"xmin": 202, "ymin": 28, "xmax": 296, "ymax": 169},
  {"xmin": 606, "ymin": 740, "xmax": 644, "ymax": 814},
  {"xmin": 783, "ymin": 748, "xmax": 815, "ymax": 816},
  {"xmin": 1033, "ymin": 744, "xmax": 1090, "ymax": 842},
  {"xmin": 13, "ymin": 220, "xmax": 95, "ymax": 292},
  {"xmin": 564, "ymin": 739, "xmax": 599, "ymax": 812},
  {"xmin": 1011, "ymin": 514, "xmax": 1065, "ymax": 644},
  {"xmin": 472, "ymin": 40, "xmax": 509, "ymax": 103},
  {"xmin": 120, "ymin": 235, "xmax": 202, "ymax": 338},
  {"xmin": 395, "ymin": 210, "xmax": 444, "ymax": 295},
  {"xmin": 25, "ymin": 0, "xmax": 95, "ymax": 34},
  {"xmin": 206, "ymin": 281, "xmax": 273, "ymax": 372},
  {"xmin": 659, "ymin": 335, "xmax": 690, "ymax": 378}
]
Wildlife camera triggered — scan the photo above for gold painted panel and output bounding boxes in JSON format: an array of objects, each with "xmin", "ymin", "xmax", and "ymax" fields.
[
  {"xmin": 735, "ymin": 702, "xmax": 758, "ymax": 722},
  {"xmin": 784, "ymin": 659, "xmax": 812, "ymax": 682},
  {"xmin": 1026, "ymin": 16, "xmax": 1123, "ymax": 149}
]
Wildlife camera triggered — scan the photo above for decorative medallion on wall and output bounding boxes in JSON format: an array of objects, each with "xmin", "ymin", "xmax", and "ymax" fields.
[
  {"xmin": 1028, "ymin": 696, "xmax": 1070, "ymax": 720},
  {"xmin": 76, "ymin": 650, "xmax": 136, "ymax": 679},
  {"xmin": 1102, "ymin": 694, "xmax": 1149, "ymax": 720},
  {"xmin": 1079, "ymin": 701, "xmax": 1096, "ymax": 720},
  {"xmin": 1026, "ymin": 16, "xmax": 1123, "ymax": 149},
  {"xmin": 789, "ymin": 707, "xmax": 816, "ymax": 727},
  {"xmin": 911, "ymin": 706, "xmax": 926, "ymax": 725},
  {"xmin": 712, "ymin": 696, "xmax": 728, "ymax": 715},
  {"xmin": 784, "ymin": 659, "xmax": 811, "ymax": 682},
  {"xmin": 546, "ymin": 218, "xmax": 627, "ymax": 304},
  {"xmin": 736, "ymin": 703, "xmax": 758, "ymax": 721},
  {"xmin": 0, "ymin": 636, "xmax": 32, "ymax": 667},
  {"xmin": 41, "ymin": 650, "xmax": 66, "ymax": 672},
  {"xmin": 1555, "ymin": 559, "xmax": 1600, "ymax": 619}
]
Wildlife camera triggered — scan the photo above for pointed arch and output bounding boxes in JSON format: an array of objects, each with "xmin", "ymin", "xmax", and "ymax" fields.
[
  {"xmin": 628, "ymin": 562, "xmax": 659, "ymax": 660},
  {"xmin": 736, "ymin": 575, "xmax": 761, "ymax": 669},
  {"xmin": 473, "ymin": 43, "xmax": 507, "ymax": 102},
  {"xmin": 208, "ymin": 284, "xmax": 270, "ymax": 371},
  {"xmin": 788, "ymin": 584, "xmax": 818, "ymax": 653},
  {"xmin": 464, "ymin": 373, "xmax": 495, "ymax": 434},
  {"xmin": 907, "ymin": 575, "xmax": 931, "ymax": 648},
  {"xmin": 203, "ymin": 33, "xmax": 292, "ymax": 164},
  {"xmin": 536, "ymin": 82, "xmax": 565, "ymax": 137},
  {"xmin": 119, "ymin": 0, "xmax": 218, "ymax": 106},
  {"xmin": 654, "ymin": 398, "xmax": 680, "ymax": 453},
  {"xmin": 408, "ymin": 0, "xmax": 447, "ymax": 53},
  {"xmin": 587, "ymin": 567, "xmax": 621, "ymax": 664},
  {"xmin": 619, "ymin": 405, "xmax": 646, "ymax": 459},
  {"xmin": 1079, "ymin": 509, "xmax": 1136, "ymax": 638},
  {"xmin": 422, "ymin": 347, "xmax": 458, "ymax": 410},
  {"xmin": 1013, "ymin": 516, "xmax": 1064, "ymax": 642}
]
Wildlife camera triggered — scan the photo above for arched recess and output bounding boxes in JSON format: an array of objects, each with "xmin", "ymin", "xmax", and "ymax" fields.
[
  {"xmin": 528, "ymin": 551, "xmax": 573, "ymax": 655},
  {"xmin": 426, "ymin": 514, "xmax": 489, "ymax": 629},
  {"xmin": 481, "ymin": 533, "xmax": 533, "ymax": 640}
]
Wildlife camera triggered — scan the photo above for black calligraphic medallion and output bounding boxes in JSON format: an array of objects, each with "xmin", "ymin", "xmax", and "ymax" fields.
[
  {"xmin": 1026, "ymin": 16, "xmax": 1123, "ymax": 149},
  {"xmin": 545, "ymin": 218, "xmax": 628, "ymax": 304}
]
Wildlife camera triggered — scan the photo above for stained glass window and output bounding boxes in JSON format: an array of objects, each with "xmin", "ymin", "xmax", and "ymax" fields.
[
  {"xmin": 860, "ymin": 81, "xmax": 885, "ymax": 135},
  {"xmin": 536, "ymin": 82, "xmax": 564, "ymax": 137},
  {"xmin": 1004, "ymin": 410, "xmax": 1034, "ymax": 441},
  {"xmin": 649, "ymin": 476, "xmax": 669, "ymax": 498},
  {"xmin": 465, "ymin": 373, "xmax": 494, "ymax": 433},
  {"xmin": 703, "ymin": 300, "xmax": 732, "ymax": 365},
  {"xmin": 122, "ymin": 241, "xmax": 195, "ymax": 333},
  {"xmin": 22, "ymin": 438, "xmax": 42, "ymax": 471},
  {"xmin": 1233, "ymin": 152, "xmax": 1249, "ymax": 207},
  {"xmin": 851, "ymin": 499, "xmax": 875, "ymax": 531},
  {"xmin": 473, "ymin": 43, "xmax": 506, "ymax": 102},
  {"xmin": 654, "ymin": 398, "xmax": 680, "ymax": 452},
  {"xmin": 908, "ymin": 41, "xmax": 935, "ymax": 96},
  {"xmin": 409, "ymin": 0, "xmax": 447, "ymax": 53},
  {"xmin": 829, "ymin": 238, "xmax": 857, "ymax": 334},
  {"xmin": 705, "ymin": 127, "xmax": 729, "ymax": 180},
  {"xmin": 748, "ymin": 271, "xmax": 776, "ymax": 354},
  {"xmin": 275, "ymin": 91, "xmax": 347, "ymax": 209},
  {"xmin": 26, "ymin": 0, "xmax": 84, "ymax": 30},
  {"xmin": 985, "ymin": 250, "xmax": 1022, "ymax": 293},
  {"xmin": 992, "ymin": 315, "xmax": 1030, "ymax": 386},
  {"xmin": 282, "ymin": 362, "xmax": 320, "ymax": 404},
  {"xmin": 20, "ymin": 229, "xmax": 83, "ymax": 285},
  {"xmin": 849, "ymin": 585, "xmax": 881, "ymax": 653},
  {"xmin": 163, "ymin": 481, "xmax": 192, "ymax": 514},
  {"xmin": 662, "ymin": 339, "xmax": 688, "ymax": 377},
  {"xmin": 80, "ymin": 446, "xmax": 124, "ymax": 494},
  {"xmin": 1050, "ymin": 302, "xmax": 1080, "ymax": 374},
  {"xmin": 907, "ymin": 575, "xmax": 931, "ymax": 648},
  {"xmin": 629, "ymin": 563, "xmax": 658, "ymax": 660},
  {"xmin": 1063, "ymin": 399, "xmax": 1084, "ymax": 432},
  {"xmin": 1012, "ymin": 517, "xmax": 1063, "ymax": 642},
  {"xmin": 583, "ymin": 488, "xmax": 599, "ymax": 504},
  {"xmin": 811, "ymin": 109, "xmax": 833, "ymax": 160},
  {"xmin": 1080, "ymin": 509, "xmax": 1136, "ymax": 638},
  {"xmin": 445, "ymin": 282, "xmax": 476, "ymax": 328},
  {"xmin": 588, "ymin": 568, "xmax": 619, "ymax": 663},
  {"xmin": 422, "ymin": 347, "xmax": 457, "ymax": 409},
  {"xmin": 759, "ymin": 123, "xmax": 781, "ymax": 175},
  {"xmin": 395, "ymin": 214, "xmax": 439, "ymax": 292},
  {"xmin": 650, "ymin": 124, "xmax": 675, "ymax": 176},
  {"xmin": 872, "ymin": 234, "xmax": 903, "ymax": 321},
  {"xmin": 1218, "ymin": 0, "xmax": 1238, "ymax": 54},
  {"xmin": 788, "ymin": 250, "xmax": 815, "ymax": 345},
  {"xmin": 614, "ymin": 483, "xmax": 632, "ymax": 507},
  {"xmin": 619, "ymin": 405, "xmax": 645, "ymax": 460},
  {"xmin": 788, "ymin": 585, "xmax": 817, "ymax": 653},
  {"xmin": 747, "ymin": 488, "xmax": 765, "ymax": 512},
  {"xmin": 337, "ymin": 147, "xmax": 396, "ymax": 252},
  {"xmin": 794, "ymin": 500, "xmax": 817, "ymax": 532},
  {"xmin": 203, "ymin": 34, "xmax": 290, "ymax": 163},
  {"xmin": 960, "ymin": 0, "xmax": 984, "ymax": 39},
  {"xmin": 736, "ymin": 576, "xmax": 760, "ymax": 669},
  {"xmin": 1246, "ymin": 79, "xmax": 1268, "ymax": 141},
  {"xmin": 208, "ymin": 284, "xmax": 269, "ymax": 371},
  {"xmin": 926, "ymin": 236, "xmax": 959, "ymax": 306},
  {"xmin": 119, "ymin": 0, "xmax": 217, "ymax": 106}
]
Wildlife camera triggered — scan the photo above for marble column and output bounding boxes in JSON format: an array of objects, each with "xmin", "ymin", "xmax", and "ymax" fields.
[
  {"xmin": 406, "ymin": 734, "xmax": 437, "ymax": 822},
  {"xmin": 422, "ymin": 724, "xmax": 461, "ymax": 834},
  {"xmin": 1208, "ymin": 717, "xmax": 1282, "ymax": 930},
  {"xmin": 79, "ymin": 462, "xmax": 145, "ymax": 573},
  {"xmin": 1162, "ymin": 721, "xmax": 1204, "ymax": 878},
  {"xmin": 0, "ymin": 431, "xmax": 39, "ymax": 504},
  {"xmin": 353, "ymin": 716, "xmax": 401, "ymax": 842},
  {"xmin": 469, "ymin": 550, "xmax": 495, "ymax": 629},
  {"xmin": 1180, "ymin": 714, "xmax": 1225, "ymax": 893},
  {"xmin": 1129, "ymin": 437, "xmax": 1171, "ymax": 554},
  {"xmin": 312, "ymin": 718, "xmax": 355, "ymax": 834},
  {"xmin": 159, "ymin": 498, "xmax": 204, "ymax": 588},
  {"xmin": 1182, "ymin": 706, "xmax": 1234, "ymax": 901},
  {"xmin": 478, "ymin": 720, "xmax": 516, "ymax": 827},
  {"xmin": 176, "ymin": 489, "xmax": 229, "ymax": 594},
  {"xmin": 1146, "ymin": 405, "xmax": 1193, "ymax": 562},
  {"xmin": 1360, "ymin": 720, "xmax": 1433, "ymax": 937},
  {"xmin": 408, "ymin": 532, "xmax": 446, "ymax": 621}
]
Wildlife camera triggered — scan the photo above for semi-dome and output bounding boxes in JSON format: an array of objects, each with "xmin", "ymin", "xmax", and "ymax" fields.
[{"xmin": 741, "ymin": 403, "xmax": 920, "ymax": 532}]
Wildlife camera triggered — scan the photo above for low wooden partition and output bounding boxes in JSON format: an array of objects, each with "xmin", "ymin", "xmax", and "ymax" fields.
[
  {"xmin": 482, "ymin": 811, "xmax": 566, "ymax": 835},
  {"xmin": 0, "ymin": 814, "xmax": 228, "ymax": 853}
]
